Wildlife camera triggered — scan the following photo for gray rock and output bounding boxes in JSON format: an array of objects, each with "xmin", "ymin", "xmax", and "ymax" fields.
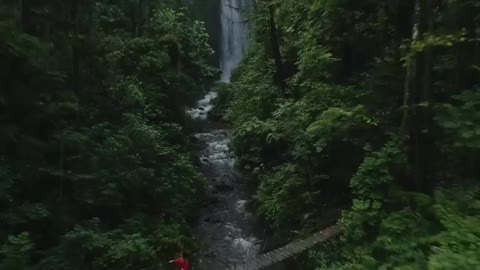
[{"xmin": 214, "ymin": 181, "xmax": 234, "ymax": 192}]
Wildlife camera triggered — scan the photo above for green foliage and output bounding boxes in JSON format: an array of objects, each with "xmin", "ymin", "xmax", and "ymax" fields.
[
  {"xmin": 222, "ymin": 0, "xmax": 480, "ymax": 269},
  {"xmin": 0, "ymin": 0, "xmax": 214, "ymax": 269},
  {"xmin": 256, "ymin": 163, "xmax": 304, "ymax": 229},
  {"xmin": 209, "ymin": 82, "xmax": 234, "ymax": 120},
  {"xmin": 350, "ymin": 138, "xmax": 407, "ymax": 199},
  {"xmin": 225, "ymin": 45, "xmax": 282, "ymax": 125},
  {"xmin": 427, "ymin": 189, "xmax": 480, "ymax": 269},
  {"xmin": 311, "ymin": 187, "xmax": 480, "ymax": 270},
  {"xmin": 0, "ymin": 22, "xmax": 43, "ymax": 58},
  {"xmin": 436, "ymin": 89, "xmax": 480, "ymax": 149},
  {"xmin": 40, "ymin": 219, "xmax": 192, "ymax": 270},
  {"xmin": 340, "ymin": 138, "xmax": 408, "ymax": 242},
  {"xmin": 226, "ymin": 31, "xmax": 380, "ymax": 232},
  {"xmin": 0, "ymin": 233, "xmax": 33, "ymax": 270}
]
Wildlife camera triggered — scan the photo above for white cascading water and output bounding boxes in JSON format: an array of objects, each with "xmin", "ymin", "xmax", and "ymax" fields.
[
  {"xmin": 220, "ymin": 0, "xmax": 249, "ymax": 82},
  {"xmin": 189, "ymin": 1, "xmax": 256, "ymax": 270},
  {"xmin": 187, "ymin": 0, "xmax": 249, "ymax": 120}
]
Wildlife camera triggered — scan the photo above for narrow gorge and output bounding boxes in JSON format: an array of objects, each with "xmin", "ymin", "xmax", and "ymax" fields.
[{"xmin": 188, "ymin": 1, "xmax": 263, "ymax": 269}]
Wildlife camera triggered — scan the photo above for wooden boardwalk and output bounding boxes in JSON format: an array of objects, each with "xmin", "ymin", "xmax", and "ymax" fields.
[{"xmin": 230, "ymin": 225, "xmax": 341, "ymax": 270}]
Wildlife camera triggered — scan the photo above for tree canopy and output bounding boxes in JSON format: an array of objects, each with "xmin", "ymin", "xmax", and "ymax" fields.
[
  {"xmin": 218, "ymin": 0, "xmax": 480, "ymax": 269},
  {"xmin": 1, "ymin": 0, "xmax": 480, "ymax": 269},
  {"xmin": 0, "ymin": 0, "xmax": 216, "ymax": 269}
]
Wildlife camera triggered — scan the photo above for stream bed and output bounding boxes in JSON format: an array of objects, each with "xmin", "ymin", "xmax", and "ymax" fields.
[{"xmin": 188, "ymin": 91, "xmax": 261, "ymax": 270}]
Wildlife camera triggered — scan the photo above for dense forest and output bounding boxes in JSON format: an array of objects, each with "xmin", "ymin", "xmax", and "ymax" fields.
[
  {"xmin": 0, "ymin": 0, "xmax": 216, "ymax": 269},
  {"xmin": 1, "ymin": 0, "xmax": 480, "ymax": 269},
  {"xmin": 217, "ymin": 0, "xmax": 480, "ymax": 269}
]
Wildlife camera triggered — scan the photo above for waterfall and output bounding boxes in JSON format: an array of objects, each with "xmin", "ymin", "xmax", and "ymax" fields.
[
  {"xmin": 186, "ymin": 0, "xmax": 249, "ymax": 119},
  {"xmin": 220, "ymin": 0, "xmax": 249, "ymax": 82},
  {"xmin": 190, "ymin": 3, "xmax": 260, "ymax": 269}
]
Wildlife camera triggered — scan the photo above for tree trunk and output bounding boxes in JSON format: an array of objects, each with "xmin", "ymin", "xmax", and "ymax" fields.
[
  {"xmin": 71, "ymin": 0, "xmax": 80, "ymax": 94},
  {"xmin": 15, "ymin": 0, "xmax": 22, "ymax": 26},
  {"xmin": 130, "ymin": 1, "xmax": 138, "ymax": 36},
  {"xmin": 410, "ymin": 0, "xmax": 435, "ymax": 193},
  {"xmin": 21, "ymin": 0, "xmax": 33, "ymax": 34},
  {"xmin": 268, "ymin": 6, "xmax": 286, "ymax": 96},
  {"xmin": 474, "ymin": 7, "xmax": 480, "ymax": 85},
  {"xmin": 401, "ymin": 0, "xmax": 419, "ymax": 130}
]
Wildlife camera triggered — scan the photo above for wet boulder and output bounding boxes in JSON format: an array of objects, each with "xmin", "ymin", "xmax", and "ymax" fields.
[
  {"xmin": 202, "ymin": 196, "xmax": 220, "ymax": 206},
  {"xmin": 214, "ymin": 180, "xmax": 234, "ymax": 192},
  {"xmin": 204, "ymin": 216, "xmax": 222, "ymax": 224},
  {"xmin": 203, "ymin": 186, "xmax": 222, "ymax": 206},
  {"xmin": 204, "ymin": 250, "xmax": 217, "ymax": 258}
]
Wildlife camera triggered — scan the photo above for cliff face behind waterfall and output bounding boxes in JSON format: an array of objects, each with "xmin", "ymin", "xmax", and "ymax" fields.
[{"xmin": 191, "ymin": 0, "xmax": 222, "ymax": 66}]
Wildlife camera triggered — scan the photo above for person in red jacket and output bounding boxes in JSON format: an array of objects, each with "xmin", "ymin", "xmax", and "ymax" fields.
[{"xmin": 169, "ymin": 252, "xmax": 189, "ymax": 270}]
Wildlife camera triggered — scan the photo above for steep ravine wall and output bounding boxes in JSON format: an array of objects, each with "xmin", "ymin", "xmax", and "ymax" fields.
[{"xmin": 191, "ymin": 0, "xmax": 222, "ymax": 67}]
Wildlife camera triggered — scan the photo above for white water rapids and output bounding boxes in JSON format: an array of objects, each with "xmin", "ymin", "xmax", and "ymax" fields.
[{"xmin": 187, "ymin": 1, "xmax": 259, "ymax": 269}]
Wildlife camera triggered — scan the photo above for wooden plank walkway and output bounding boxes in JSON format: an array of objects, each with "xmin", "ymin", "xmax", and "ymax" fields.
[{"xmin": 229, "ymin": 225, "xmax": 341, "ymax": 270}]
